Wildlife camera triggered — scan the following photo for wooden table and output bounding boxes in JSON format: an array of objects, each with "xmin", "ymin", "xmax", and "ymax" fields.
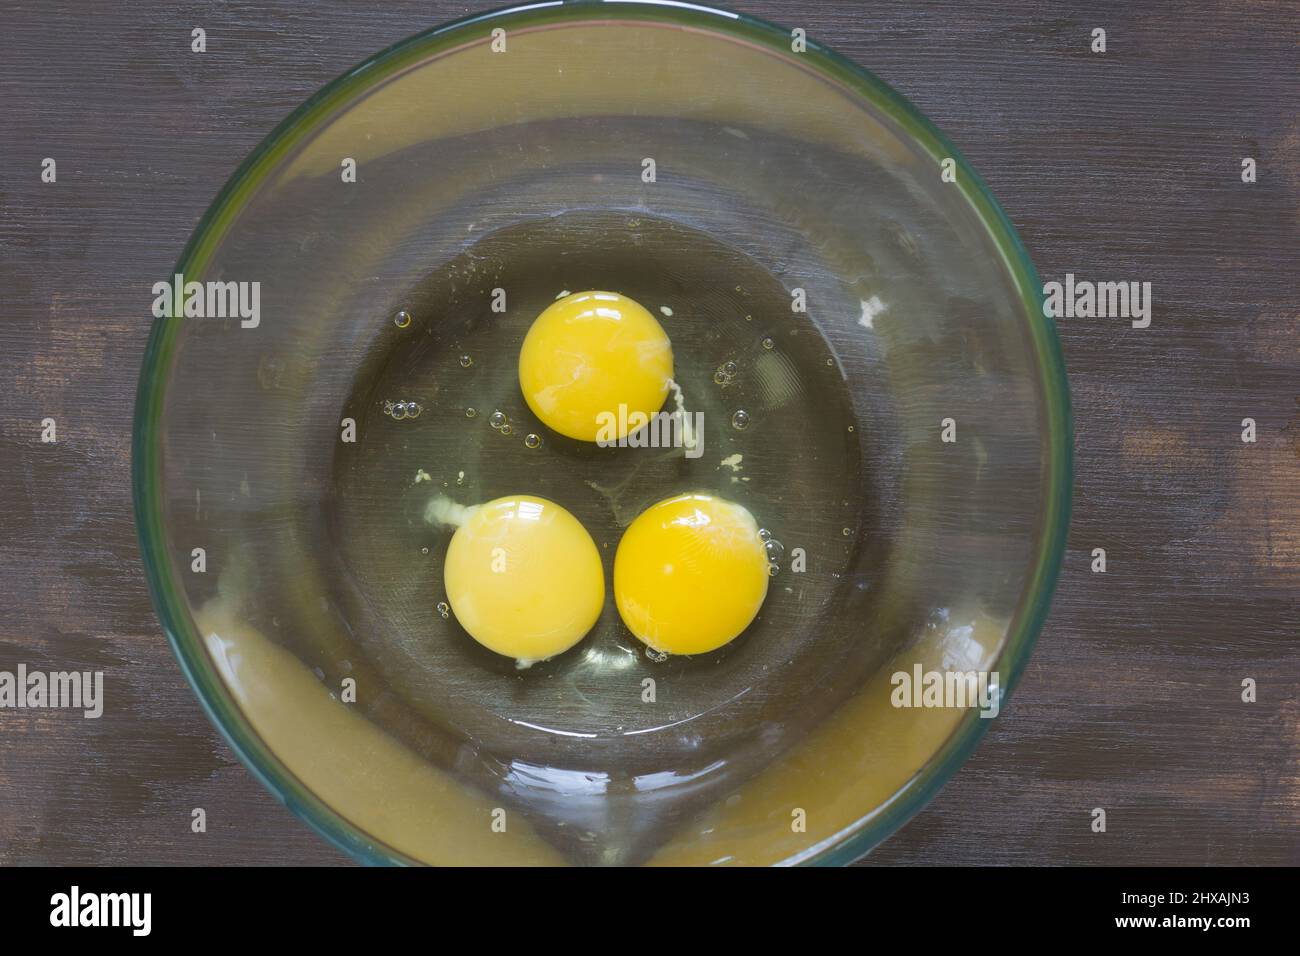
[{"xmin": 1, "ymin": 0, "xmax": 1295, "ymax": 866}]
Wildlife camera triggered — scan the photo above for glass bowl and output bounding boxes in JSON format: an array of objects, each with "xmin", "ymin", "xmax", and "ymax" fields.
[{"xmin": 133, "ymin": 0, "xmax": 1071, "ymax": 866}]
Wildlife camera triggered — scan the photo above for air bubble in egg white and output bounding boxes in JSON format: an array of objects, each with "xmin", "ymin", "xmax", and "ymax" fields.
[
  {"xmin": 731, "ymin": 409, "xmax": 751, "ymax": 430},
  {"xmin": 713, "ymin": 360, "xmax": 739, "ymax": 386},
  {"xmin": 384, "ymin": 399, "xmax": 422, "ymax": 421}
]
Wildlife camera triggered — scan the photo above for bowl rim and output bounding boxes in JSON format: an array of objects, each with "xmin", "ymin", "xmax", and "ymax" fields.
[{"xmin": 132, "ymin": 0, "xmax": 1073, "ymax": 867}]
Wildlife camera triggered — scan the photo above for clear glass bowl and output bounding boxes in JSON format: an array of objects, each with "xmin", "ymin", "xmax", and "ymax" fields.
[{"xmin": 133, "ymin": 0, "xmax": 1071, "ymax": 866}]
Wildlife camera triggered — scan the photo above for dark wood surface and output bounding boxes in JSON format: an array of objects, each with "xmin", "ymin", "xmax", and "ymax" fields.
[{"xmin": 1, "ymin": 0, "xmax": 1295, "ymax": 866}]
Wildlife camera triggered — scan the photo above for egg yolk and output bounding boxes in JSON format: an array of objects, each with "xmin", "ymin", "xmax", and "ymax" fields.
[
  {"xmin": 614, "ymin": 493, "xmax": 770, "ymax": 656},
  {"xmin": 443, "ymin": 495, "xmax": 604, "ymax": 662},
  {"xmin": 518, "ymin": 290, "xmax": 673, "ymax": 442}
]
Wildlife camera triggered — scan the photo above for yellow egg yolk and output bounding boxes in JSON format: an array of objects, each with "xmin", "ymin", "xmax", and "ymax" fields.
[
  {"xmin": 518, "ymin": 290, "xmax": 673, "ymax": 442},
  {"xmin": 443, "ymin": 495, "xmax": 604, "ymax": 662},
  {"xmin": 614, "ymin": 493, "xmax": 770, "ymax": 656}
]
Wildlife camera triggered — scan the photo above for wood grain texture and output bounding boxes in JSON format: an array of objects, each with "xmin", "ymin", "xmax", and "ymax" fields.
[{"xmin": 0, "ymin": 0, "xmax": 1296, "ymax": 866}]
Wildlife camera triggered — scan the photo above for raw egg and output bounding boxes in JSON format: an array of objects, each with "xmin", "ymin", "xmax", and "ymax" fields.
[
  {"xmin": 443, "ymin": 495, "xmax": 604, "ymax": 663},
  {"xmin": 518, "ymin": 290, "xmax": 673, "ymax": 442},
  {"xmin": 614, "ymin": 492, "xmax": 770, "ymax": 656}
]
